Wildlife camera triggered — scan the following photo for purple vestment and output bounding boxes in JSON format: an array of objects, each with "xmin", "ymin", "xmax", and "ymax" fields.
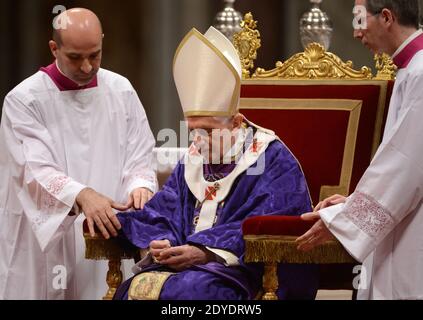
[{"xmin": 114, "ymin": 140, "xmax": 319, "ymax": 300}]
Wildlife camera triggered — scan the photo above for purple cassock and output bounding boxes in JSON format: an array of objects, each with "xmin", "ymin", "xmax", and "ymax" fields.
[{"xmin": 113, "ymin": 140, "xmax": 319, "ymax": 300}]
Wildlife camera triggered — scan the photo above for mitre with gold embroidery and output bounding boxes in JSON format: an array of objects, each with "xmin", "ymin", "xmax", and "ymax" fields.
[{"xmin": 173, "ymin": 26, "xmax": 242, "ymax": 117}]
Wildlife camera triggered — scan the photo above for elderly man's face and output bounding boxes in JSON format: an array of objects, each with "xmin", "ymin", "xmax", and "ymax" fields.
[
  {"xmin": 353, "ymin": 0, "xmax": 389, "ymax": 54},
  {"xmin": 187, "ymin": 115, "xmax": 243, "ymax": 163},
  {"xmin": 50, "ymin": 29, "xmax": 103, "ymax": 85}
]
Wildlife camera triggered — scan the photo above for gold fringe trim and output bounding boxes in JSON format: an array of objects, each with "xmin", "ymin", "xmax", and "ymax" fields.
[
  {"xmin": 244, "ymin": 236, "xmax": 356, "ymax": 264},
  {"xmin": 84, "ymin": 233, "xmax": 138, "ymax": 260}
]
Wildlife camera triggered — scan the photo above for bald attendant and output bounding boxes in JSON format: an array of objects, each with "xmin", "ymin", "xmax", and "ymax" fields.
[{"xmin": 0, "ymin": 8, "xmax": 157, "ymax": 299}]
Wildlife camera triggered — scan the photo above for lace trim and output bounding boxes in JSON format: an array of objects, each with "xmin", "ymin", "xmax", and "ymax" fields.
[
  {"xmin": 29, "ymin": 176, "xmax": 71, "ymax": 232},
  {"xmin": 344, "ymin": 192, "xmax": 395, "ymax": 239},
  {"xmin": 131, "ymin": 172, "xmax": 157, "ymax": 185},
  {"xmin": 42, "ymin": 175, "xmax": 71, "ymax": 209},
  {"xmin": 33, "ymin": 214, "xmax": 50, "ymax": 232},
  {"xmin": 46, "ymin": 175, "xmax": 70, "ymax": 195}
]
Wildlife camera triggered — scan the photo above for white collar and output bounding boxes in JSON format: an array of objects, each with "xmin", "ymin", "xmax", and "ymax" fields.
[{"xmin": 392, "ymin": 29, "xmax": 423, "ymax": 59}]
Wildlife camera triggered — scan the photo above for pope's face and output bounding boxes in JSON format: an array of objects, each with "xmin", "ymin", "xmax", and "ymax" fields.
[
  {"xmin": 187, "ymin": 116, "xmax": 239, "ymax": 164},
  {"xmin": 50, "ymin": 28, "xmax": 103, "ymax": 85}
]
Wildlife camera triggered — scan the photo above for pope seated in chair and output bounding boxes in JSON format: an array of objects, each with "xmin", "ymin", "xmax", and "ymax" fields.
[{"xmin": 113, "ymin": 27, "xmax": 318, "ymax": 300}]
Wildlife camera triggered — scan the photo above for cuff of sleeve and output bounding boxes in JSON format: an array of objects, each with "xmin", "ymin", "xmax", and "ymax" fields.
[
  {"xmin": 206, "ymin": 247, "xmax": 240, "ymax": 267},
  {"xmin": 319, "ymin": 203, "xmax": 345, "ymax": 225},
  {"xmin": 321, "ymin": 205, "xmax": 375, "ymax": 263},
  {"xmin": 128, "ymin": 178, "xmax": 157, "ymax": 195},
  {"xmin": 61, "ymin": 180, "xmax": 87, "ymax": 209}
]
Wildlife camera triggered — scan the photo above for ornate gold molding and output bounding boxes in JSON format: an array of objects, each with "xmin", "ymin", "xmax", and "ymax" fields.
[
  {"xmin": 253, "ymin": 42, "xmax": 373, "ymax": 80},
  {"xmin": 374, "ymin": 53, "xmax": 397, "ymax": 80},
  {"xmin": 233, "ymin": 12, "xmax": 261, "ymax": 79},
  {"xmin": 233, "ymin": 13, "xmax": 392, "ymax": 81}
]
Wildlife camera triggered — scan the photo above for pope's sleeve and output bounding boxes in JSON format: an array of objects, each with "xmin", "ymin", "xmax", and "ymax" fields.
[
  {"xmin": 1, "ymin": 94, "xmax": 86, "ymax": 252},
  {"xmin": 117, "ymin": 163, "xmax": 185, "ymax": 249},
  {"xmin": 320, "ymin": 71, "xmax": 423, "ymax": 262}
]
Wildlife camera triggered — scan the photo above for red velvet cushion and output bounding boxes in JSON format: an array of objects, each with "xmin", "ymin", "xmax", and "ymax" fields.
[{"xmin": 242, "ymin": 216, "xmax": 315, "ymax": 236}]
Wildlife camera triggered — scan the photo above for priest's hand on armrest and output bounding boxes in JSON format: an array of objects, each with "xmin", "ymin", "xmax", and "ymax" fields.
[
  {"xmin": 76, "ymin": 187, "xmax": 130, "ymax": 239},
  {"xmin": 157, "ymin": 244, "xmax": 217, "ymax": 271},
  {"xmin": 126, "ymin": 187, "xmax": 154, "ymax": 210},
  {"xmin": 295, "ymin": 211, "xmax": 336, "ymax": 251}
]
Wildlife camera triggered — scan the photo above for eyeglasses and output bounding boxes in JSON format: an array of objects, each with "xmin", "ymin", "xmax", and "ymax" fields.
[
  {"xmin": 362, "ymin": 12, "xmax": 381, "ymax": 20},
  {"xmin": 353, "ymin": 11, "xmax": 381, "ymax": 30}
]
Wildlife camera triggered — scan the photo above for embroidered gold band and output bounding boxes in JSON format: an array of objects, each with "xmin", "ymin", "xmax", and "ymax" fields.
[{"xmin": 128, "ymin": 271, "xmax": 174, "ymax": 300}]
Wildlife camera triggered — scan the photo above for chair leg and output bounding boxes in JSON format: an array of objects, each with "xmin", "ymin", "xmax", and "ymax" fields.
[
  {"xmin": 262, "ymin": 262, "xmax": 278, "ymax": 300},
  {"xmin": 103, "ymin": 258, "xmax": 123, "ymax": 300}
]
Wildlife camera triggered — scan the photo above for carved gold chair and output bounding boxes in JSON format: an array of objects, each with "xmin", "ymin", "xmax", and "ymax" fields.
[{"xmin": 235, "ymin": 13, "xmax": 396, "ymax": 300}]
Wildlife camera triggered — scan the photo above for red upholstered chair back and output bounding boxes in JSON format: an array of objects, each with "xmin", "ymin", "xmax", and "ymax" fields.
[
  {"xmin": 240, "ymin": 79, "xmax": 394, "ymax": 206},
  {"xmin": 234, "ymin": 15, "xmax": 396, "ymax": 298},
  {"xmin": 239, "ymin": 77, "xmax": 394, "ymax": 295}
]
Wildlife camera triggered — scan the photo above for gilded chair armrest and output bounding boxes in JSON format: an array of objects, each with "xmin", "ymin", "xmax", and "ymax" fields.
[
  {"xmin": 82, "ymin": 219, "xmax": 139, "ymax": 300},
  {"xmin": 242, "ymin": 215, "xmax": 355, "ymax": 264},
  {"xmin": 243, "ymin": 234, "xmax": 356, "ymax": 264},
  {"xmin": 82, "ymin": 219, "xmax": 138, "ymax": 261},
  {"xmin": 242, "ymin": 215, "xmax": 356, "ymax": 300}
]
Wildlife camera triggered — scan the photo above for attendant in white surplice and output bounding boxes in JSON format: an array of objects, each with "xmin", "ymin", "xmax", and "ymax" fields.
[
  {"xmin": 0, "ymin": 8, "xmax": 157, "ymax": 300},
  {"xmin": 297, "ymin": 0, "xmax": 423, "ymax": 300}
]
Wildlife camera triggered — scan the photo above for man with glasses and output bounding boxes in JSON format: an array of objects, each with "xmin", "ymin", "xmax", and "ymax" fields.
[{"xmin": 297, "ymin": 0, "xmax": 423, "ymax": 300}]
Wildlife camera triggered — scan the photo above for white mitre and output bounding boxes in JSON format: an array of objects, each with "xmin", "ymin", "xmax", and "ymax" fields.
[{"xmin": 173, "ymin": 26, "xmax": 242, "ymax": 117}]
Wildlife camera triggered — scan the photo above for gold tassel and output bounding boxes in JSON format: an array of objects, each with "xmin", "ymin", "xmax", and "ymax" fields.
[
  {"xmin": 84, "ymin": 235, "xmax": 137, "ymax": 260},
  {"xmin": 244, "ymin": 236, "xmax": 356, "ymax": 264}
]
